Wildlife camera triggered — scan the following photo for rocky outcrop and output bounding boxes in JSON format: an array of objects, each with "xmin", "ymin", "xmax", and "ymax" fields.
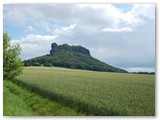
[
  {"xmin": 50, "ymin": 43, "xmax": 59, "ymax": 55},
  {"xmin": 50, "ymin": 43, "xmax": 90, "ymax": 56}
]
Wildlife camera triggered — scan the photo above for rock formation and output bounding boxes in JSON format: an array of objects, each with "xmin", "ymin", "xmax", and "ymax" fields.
[
  {"xmin": 50, "ymin": 43, "xmax": 59, "ymax": 55},
  {"xmin": 50, "ymin": 43, "xmax": 90, "ymax": 56}
]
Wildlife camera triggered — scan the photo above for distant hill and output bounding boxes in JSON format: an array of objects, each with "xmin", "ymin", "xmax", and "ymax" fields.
[{"xmin": 24, "ymin": 43, "xmax": 127, "ymax": 73}]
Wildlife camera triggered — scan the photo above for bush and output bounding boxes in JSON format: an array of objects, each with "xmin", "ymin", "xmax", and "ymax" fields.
[{"xmin": 3, "ymin": 33, "xmax": 24, "ymax": 80}]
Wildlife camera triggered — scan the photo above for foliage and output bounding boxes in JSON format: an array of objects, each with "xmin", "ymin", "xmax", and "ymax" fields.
[
  {"xmin": 3, "ymin": 33, "xmax": 24, "ymax": 80},
  {"xmin": 17, "ymin": 67, "xmax": 155, "ymax": 116},
  {"xmin": 24, "ymin": 51, "xmax": 127, "ymax": 73},
  {"xmin": 33, "ymin": 62, "xmax": 41, "ymax": 66},
  {"xmin": 4, "ymin": 80, "xmax": 82, "ymax": 116}
]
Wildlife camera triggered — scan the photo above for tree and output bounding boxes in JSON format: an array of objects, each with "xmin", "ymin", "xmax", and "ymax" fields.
[
  {"xmin": 33, "ymin": 62, "xmax": 41, "ymax": 66},
  {"xmin": 3, "ymin": 33, "xmax": 24, "ymax": 80}
]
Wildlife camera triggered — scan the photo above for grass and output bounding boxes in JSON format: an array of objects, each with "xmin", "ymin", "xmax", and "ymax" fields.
[
  {"xmin": 3, "ymin": 80, "xmax": 82, "ymax": 116},
  {"xmin": 14, "ymin": 66, "xmax": 155, "ymax": 116},
  {"xmin": 3, "ymin": 83, "xmax": 32, "ymax": 116}
]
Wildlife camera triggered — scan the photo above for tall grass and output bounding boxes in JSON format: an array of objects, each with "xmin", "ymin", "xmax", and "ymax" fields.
[
  {"xmin": 15, "ymin": 66, "xmax": 155, "ymax": 116},
  {"xmin": 4, "ymin": 80, "xmax": 82, "ymax": 116},
  {"xmin": 4, "ymin": 81, "xmax": 32, "ymax": 116}
]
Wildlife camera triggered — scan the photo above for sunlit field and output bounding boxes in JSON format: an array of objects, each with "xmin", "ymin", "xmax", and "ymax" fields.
[{"xmin": 16, "ymin": 66, "xmax": 155, "ymax": 116}]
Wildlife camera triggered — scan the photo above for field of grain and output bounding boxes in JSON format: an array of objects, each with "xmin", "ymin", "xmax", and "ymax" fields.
[
  {"xmin": 16, "ymin": 66, "xmax": 155, "ymax": 116},
  {"xmin": 4, "ymin": 80, "xmax": 80, "ymax": 116}
]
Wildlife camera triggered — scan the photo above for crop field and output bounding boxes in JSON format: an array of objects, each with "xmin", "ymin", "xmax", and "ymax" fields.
[
  {"xmin": 4, "ymin": 80, "xmax": 80, "ymax": 116},
  {"xmin": 16, "ymin": 66, "xmax": 155, "ymax": 116}
]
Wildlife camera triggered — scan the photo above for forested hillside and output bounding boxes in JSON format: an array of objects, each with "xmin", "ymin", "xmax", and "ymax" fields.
[{"xmin": 24, "ymin": 43, "xmax": 127, "ymax": 73}]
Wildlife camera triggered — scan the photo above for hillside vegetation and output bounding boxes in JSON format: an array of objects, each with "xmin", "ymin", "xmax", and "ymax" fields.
[
  {"xmin": 24, "ymin": 43, "xmax": 127, "ymax": 73},
  {"xmin": 15, "ymin": 67, "xmax": 155, "ymax": 116}
]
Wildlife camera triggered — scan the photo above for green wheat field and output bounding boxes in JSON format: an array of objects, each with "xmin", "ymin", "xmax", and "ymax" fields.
[{"xmin": 4, "ymin": 67, "xmax": 155, "ymax": 116}]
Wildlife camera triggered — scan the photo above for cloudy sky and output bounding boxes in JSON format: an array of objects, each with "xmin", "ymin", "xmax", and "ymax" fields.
[{"xmin": 3, "ymin": 4, "xmax": 155, "ymax": 72}]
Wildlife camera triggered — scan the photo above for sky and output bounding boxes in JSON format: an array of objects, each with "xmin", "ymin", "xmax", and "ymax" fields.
[{"xmin": 3, "ymin": 4, "xmax": 155, "ymax": 72}]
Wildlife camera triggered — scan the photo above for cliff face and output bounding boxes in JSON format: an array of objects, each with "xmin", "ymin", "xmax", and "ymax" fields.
[
  {"xmin": 50, "ymin": 43, "xmax": 90, "ymax": 56},
  {"xmin": 50, "ymin": 43, "xmax": 59, "ymax": 55}
]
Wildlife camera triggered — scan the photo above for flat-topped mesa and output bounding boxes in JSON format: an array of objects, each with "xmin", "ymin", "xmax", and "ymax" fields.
[{"xmin": 50, "ymin": 43, "xmax": 90, "ymax": 56}]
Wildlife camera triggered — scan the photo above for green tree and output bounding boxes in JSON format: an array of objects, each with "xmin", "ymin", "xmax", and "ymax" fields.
[
  {"xmin": 3, "ymin": 33, "xmax": 24, "ymax": 80},
  {"xmin": 33, "ymin": 62, "xmax": 41, "ymax": 66}
]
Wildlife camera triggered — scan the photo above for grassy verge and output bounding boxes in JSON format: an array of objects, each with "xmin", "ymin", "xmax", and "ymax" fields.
[
  {"xmin": 3, "ymin": 85, "xmax": 32, "ymax": 116},
  {"xmin": 3, "ymin": 80, "xmax": 82, "ymax": 116}
]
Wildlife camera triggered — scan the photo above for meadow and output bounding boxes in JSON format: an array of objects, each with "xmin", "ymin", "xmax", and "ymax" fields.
[{"xmin": 13, "ymin": 66, "xmax": 155, "ymax": 116}]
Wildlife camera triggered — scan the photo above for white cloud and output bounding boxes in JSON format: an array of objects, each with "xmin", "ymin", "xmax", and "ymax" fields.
[
  {"xmin": 3, "ymin": 4, "xmax": 143, "ymax": 28},
  {"xmin": 102, "ymin": 27, "xmax": 132, "ymax": 32},
  {"xmin": 4, "ymin": 4, "xmax": 30, "ymax": 24},
  {"xmin": 12, "ymin": 34, "xmax": 57, "ymax": 60},
  {"xmin": 26, "ymin": 26, "xmax": 34, "ymax": 33},
  {"xmin": 4, "ymin": 4, "xmax": 155, "ymax": 72},
  {"xmin": 126, "ymin": 67, "xmax": 155, "ymax": 72},
  {"xmin": 4, "ymin": 4, "xmax": 154, "ymax": 29},
  {"xmin": 21, "ymin": 34, "xmax": 57, "ymax": 43},
  {"xmin": 28, "ymin": 26, "xmax": 33, "ymax": 30},
  {"xmin": 54, "ymin": 24, "xmax": 76, "ymax": 34},
  {"xmin": 131, "ymin": 4, "xmax": 155, "ymax": 20}
]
